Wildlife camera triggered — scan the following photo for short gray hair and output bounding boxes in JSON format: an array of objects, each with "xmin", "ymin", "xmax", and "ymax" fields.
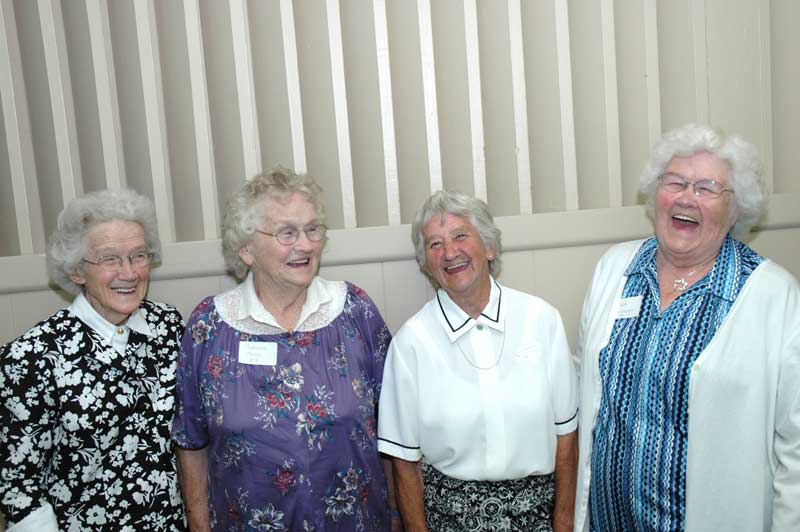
[
  {"xmin": 411, "ymin": 190, "xmax": 502, "ymax": 280},
  {"xmin": 47, "ymin": 188, "xmax": 161, "ymax": 295},
  {"xmin": 222, "ymin": 167, "xmax": 326, "ymax": 279},
  {"xmin": 640, "ymin": 123, "xmax": 766, "ymax": 236}
]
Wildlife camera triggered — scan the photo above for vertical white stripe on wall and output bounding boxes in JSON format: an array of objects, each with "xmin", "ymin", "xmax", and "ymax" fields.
[
  {"xmin": 554, "ymin": 0, "xmax": 578, "ymax": 210},
  {"xmin": 0, "ymin": 0, "xmax": 44, "ymax": 254},
  {"xmin": 184, "ymin": 0, "xmax": 219, "ymax": 240},
  {"xmin": 133, "ymin": 0, "xmax": 175, "ymax": 243},
  {"xmin": 230, "ymin": 0, "xmax": 262, "ymax": 179},
  {"xmin": 600, "ymin": 0, "xmax": 622, "ymax": 207},
  {"xmin": 280, "ymin": 0, "xmax": 306, "ymax": 174},
  {"xmin": 38, "ymin": 0, "xmax": 82, "ymax": 204},
  {"xmin": 417, "ymin": 0, "xmax": 442, "ymax": 193},
  {"xmin": 86, "ymin": 0, "xmax": 126, "ymax": 188},
  {"xmin": 757, "ymin": 1, "xmax": 773, "ymax": 193},
  {"xmin": 325, "ymin": 0, "xmax": 356, "ymax": 228},
  {"xmin": 507, "ymin": 0, "xmax": 532, "ymax": 215},
  {"xmin": 643, "ymin": 0, "xmax": 661, "ymax": 145},
  {"xmin": 373, "ymin": 0, "xmax": 401, "ymax": 226},
  {"xmin": 463, "ymin": 0, "xmax": 486, "ymax": 202},
  {"xmin": 690, "ymin": 0, "xmax": 709, "ymax": 124}
]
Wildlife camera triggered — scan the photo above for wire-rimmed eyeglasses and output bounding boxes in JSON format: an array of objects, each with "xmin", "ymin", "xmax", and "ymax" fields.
[
  {"xmin": 82, "ymin": 251, "xmax": 154, "ymax": 271},
  {"xmin": 255, "ymin": 224, "xmax": 328, "ymax": 246},
  {"xmin": 657, "ymin": 173, "xmax": 734, "ymax": 199}
]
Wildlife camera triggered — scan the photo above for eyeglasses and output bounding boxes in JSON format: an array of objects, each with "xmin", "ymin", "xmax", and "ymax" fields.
[
  {"xmin": 255, "ymin": 224, "xmax": 328, "ymax": 246},
  {"xmin": 657, "ymin": 173, "xmax": 734, "ymax": 199},
  {"xmin": 82, "ymin": 251, "xmax": 154, "ymax": 271}
]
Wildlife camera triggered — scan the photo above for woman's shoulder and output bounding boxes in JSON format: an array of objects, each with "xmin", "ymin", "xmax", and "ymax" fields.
[
  {"xmin": 1, "ymin": 307, "xmax": 77, "ymax": 358},
  {"xmin": 140, "ymin": 298, "xmax": 183, "ymax": 322},
  {"xmin": 747, "ymin": 259, "xmax": 800, "ymax": 297},
  {"xmin": 499, "ymin": 284, "xmax": 563, "ymax": 322}
]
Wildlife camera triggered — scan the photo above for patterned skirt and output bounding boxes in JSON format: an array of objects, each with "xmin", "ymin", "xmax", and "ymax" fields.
[{"xmin": 422, "ymin": 463, "xmax": 554, "ymax": 532}]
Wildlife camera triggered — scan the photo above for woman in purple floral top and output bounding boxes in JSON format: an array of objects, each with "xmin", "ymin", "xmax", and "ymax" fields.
[{"xmin": 172, "ymin": 168, "xmax": 397, "ymax": 531}]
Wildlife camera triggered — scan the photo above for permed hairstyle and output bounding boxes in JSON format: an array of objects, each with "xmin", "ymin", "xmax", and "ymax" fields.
[
  {"xmin": 47, "ymin": 188, "xmax": 161, "ymax": 295},
  {"xmin": 411, "ymin": 189, "xmax": 502, "ymax": 282},
  {"xmin": 639, "ymin": 123, "xmax": 766, "ymax": 236},
  {"xmin": 221, "ymin": 167, "xmax": 326, "ymax": 279}
]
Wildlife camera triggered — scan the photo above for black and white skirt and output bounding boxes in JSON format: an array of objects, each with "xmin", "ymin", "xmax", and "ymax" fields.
[{"xmin": 422, "ymin": 463, "xmax": 554, "ymax": 532}]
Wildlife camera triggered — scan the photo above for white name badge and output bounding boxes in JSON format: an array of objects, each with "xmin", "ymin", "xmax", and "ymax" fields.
[
  {"xmin": 238, "ymin": 341, "xmax": 277, "ymax": 366},
  {"xmin": 615, "ymin": 296, "xmax": 643, "ymax": 319}
]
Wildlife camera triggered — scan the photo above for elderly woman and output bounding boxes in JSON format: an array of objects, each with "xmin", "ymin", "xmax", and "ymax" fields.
[
  {"xmin": 172, "ymin": 168, "xmax": 396, "ymax": 531},
  {"xmin": 574, "ymin": 124, "xmax": 800, "ymax": 532},
  {"xmin": 378, "ymin": 190, "xmax": 578, "ymax": 532},
  {"xmin": 0, "ymin": 189, "xmax": 185, "ymax": 531}
]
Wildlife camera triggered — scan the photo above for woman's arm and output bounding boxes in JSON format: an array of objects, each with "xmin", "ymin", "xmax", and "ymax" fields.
[
  {"xmin": 176, "ymin": 447, "xmax": 211, "ymax": 532},
  {"xmin": 552, "ymin": 430, "xmax": 578, "ymax": 532},
  {"xmin": 392, "ymin": 458, "xmax": 427, "ymax": 532}
]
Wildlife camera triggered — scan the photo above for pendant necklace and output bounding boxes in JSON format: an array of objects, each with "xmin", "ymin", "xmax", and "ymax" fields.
[
  {"xmin": 672, "ymin": 270, "xmax": 696, "ymax": 292},
  {"xmin": 455, "ymin": 328, "xmax": 506, "ymax": 370}
]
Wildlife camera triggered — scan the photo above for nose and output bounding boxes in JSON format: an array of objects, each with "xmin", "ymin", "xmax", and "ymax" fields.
[
  {"xmin": 676, "ymin": 183, "xmax": 699, "ymax": 202},
  {"xmin": 293, "ymin": 230, "xmax": 315, "ymax": 251},
  {"xmin": 442, "ymin": 239, "xmax": 458, "ymax": 259},
  {"xmin": 117, "ymin": 258, "xmax": 139, "ymax": 279}
]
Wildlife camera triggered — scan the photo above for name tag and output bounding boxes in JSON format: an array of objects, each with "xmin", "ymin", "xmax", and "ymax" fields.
[
  {"xmin": 615, "ymin": 296, "xmax": 643, "ymax": 319},
  {"xmin": 238, "ymin": 341, "xmax": 277, "ymax": 366}
]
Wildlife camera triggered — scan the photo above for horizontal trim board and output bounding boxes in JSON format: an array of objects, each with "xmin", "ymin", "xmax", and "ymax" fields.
[{"xmin": 1, "ymin": 192, "xmax": 798, "ymax": 294}]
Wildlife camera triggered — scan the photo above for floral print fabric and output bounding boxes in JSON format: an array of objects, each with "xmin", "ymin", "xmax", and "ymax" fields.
[
  {"xmin": 0, "ymin": 300, "xmax": 186, "ymax": 530},
  {"xmin": 172, "ymin": 282, "xmax": 392, "ymax": 531},
  {"xmin": 422, "ymin": 463, "xmax": 554, "ymax": 532}
]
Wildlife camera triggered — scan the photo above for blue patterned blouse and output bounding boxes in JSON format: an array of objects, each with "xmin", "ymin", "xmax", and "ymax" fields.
[{"xmin": 589, "ymin": 236, "xmax": 763, "ymax": 532}]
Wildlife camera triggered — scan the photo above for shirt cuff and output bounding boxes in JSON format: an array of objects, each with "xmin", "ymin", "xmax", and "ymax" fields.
[
  {"xmin": 555, "ymin": 409, "xmax": 578, "ymax": 435},
  {"xmin": 378, "ymin": 437, "xmax": 422, "ymax": 462},
  {"xmin": 6, "ymin": 503, "xmax": 59, "ymax": 532}
]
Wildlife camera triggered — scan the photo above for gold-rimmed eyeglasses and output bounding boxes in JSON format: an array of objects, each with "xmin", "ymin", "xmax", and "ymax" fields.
[
  {"xmin": 255, "ymin": 224, "xmax": 328, "ymax": 246},
  {"xmin": 82, "ymin": 251, "xmax": 154, "ymax": 272},
  {"xmin": 657, "ymin": 173, "xmax": 734, "ymax": 199}
]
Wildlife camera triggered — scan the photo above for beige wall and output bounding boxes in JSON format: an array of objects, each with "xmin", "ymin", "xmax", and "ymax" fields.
[{"xmin": 1, "ymin": 0, "xmax": 800, "ymax": 528}]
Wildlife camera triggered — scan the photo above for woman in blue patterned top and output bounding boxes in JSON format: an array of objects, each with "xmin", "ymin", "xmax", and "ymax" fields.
[
  {"xmin": 172, "ymin": 168, "xmax": 397, "ymax": 531},
  {"xmin": 574, "ymin": 124, "xmax": 800, "ymax": 532}
]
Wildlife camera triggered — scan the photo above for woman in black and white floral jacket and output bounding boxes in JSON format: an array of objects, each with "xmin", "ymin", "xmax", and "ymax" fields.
[{"xmin": 0, "ymin": 189, "xmax": 185, "ymax": 531}]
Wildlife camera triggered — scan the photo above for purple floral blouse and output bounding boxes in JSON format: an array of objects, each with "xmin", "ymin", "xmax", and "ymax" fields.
[{"xmin": 172, "ymin": 280, "xmax": 392, "ymax": 531}]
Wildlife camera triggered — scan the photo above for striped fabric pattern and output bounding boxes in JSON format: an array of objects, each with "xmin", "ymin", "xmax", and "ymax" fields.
[{"xmin": 589, "ymin": 236, "xmax": 763, "ymax": 532}]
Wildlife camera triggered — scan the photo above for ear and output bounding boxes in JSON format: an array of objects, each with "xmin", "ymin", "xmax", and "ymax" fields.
[
  {"xmin": 239, "ymin": 243, "xmax": 255, "ymax": 267},
  {"xmin": 487, "ymin": 246, "xmax": 497, "ymax": 261},
  {"xmin": 69, "ymin": 271, "xmax": 87, "ymax": 286}
]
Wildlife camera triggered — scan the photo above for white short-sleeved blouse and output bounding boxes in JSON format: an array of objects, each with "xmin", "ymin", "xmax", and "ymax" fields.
[{"xmin": 378, "ymin": 278, "xmax": 577, "ymax": 481}]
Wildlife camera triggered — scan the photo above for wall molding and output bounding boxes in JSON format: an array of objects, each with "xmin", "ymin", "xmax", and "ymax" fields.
[{"xmin": 2, "ymin": 191, "xmax": 797, "ymax": 295}]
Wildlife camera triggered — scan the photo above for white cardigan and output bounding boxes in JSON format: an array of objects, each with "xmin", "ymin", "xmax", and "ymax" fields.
[{"xmin": 574, "ymin": 239, "xmax": 800, "ymax": 532}]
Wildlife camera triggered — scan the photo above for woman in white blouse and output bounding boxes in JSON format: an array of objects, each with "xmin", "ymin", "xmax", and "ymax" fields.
[{"xmin": 378, "ymin": 190, "xmax": 578, "ymax": 532}]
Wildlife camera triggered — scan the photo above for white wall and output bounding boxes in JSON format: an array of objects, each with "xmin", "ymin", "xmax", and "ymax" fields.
[{"xmin": 1, "ymin": 1, "xmax": 800, "ymax": 526}]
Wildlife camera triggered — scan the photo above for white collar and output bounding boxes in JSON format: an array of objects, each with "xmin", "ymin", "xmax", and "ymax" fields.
[
  {"xmin": 68, "ymin": 292, "xmax": 153, "ymax": 342},
  {"xmin": 435, "ymin": 277, "xmax": 505, "ymax": 342},
  {"xmin": 235, "ymin": 272, "xmax": 334, "ymax": 331}
]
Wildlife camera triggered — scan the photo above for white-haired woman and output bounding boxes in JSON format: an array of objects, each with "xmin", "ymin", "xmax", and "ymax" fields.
[
  {"xmin": 172, "ymin": 168, "xmax": 397, "ymax": 531},
  {"xmin": 378, "ymin": 190, "xmax": 578, "ymax": 532},
  {"xmin": 574, "ymin": 124, "xmax": 800, "ymax": 532},
  {"xmin": 0, "ymin": 189, "xmax": 185, "ymax": 531}
]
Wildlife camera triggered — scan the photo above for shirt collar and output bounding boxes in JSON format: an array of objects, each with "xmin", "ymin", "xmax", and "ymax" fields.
[
  {"xmin": 626, "ymin": 235, "xmax": 740, "ymax": 302},
  {"xmin": 68, "ymin": 292, "xmax": 153, "ymax": 343},
  {"xmin": 236, "ymin": 272, "xmax": 333, "ymax": 330},
  {"xmin": 435, "ymin": 277, "xmax": 504, "ymax": 342}
]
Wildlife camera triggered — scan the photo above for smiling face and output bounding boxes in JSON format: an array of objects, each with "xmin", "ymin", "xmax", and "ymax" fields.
[
  {"xmin": 69, "ymin": 220, "xmax": 150, "ymax": 325},
  {"xmin": 654, "ymin": 151, "xmax": 736, "ymax": 268},
  {"xmin": 239, "ymin": 192, "xmax": 323, "ymax": 298},
  {"xmin": 423, "ymin": 212, "xmax": 494, "ymax": 313}
]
